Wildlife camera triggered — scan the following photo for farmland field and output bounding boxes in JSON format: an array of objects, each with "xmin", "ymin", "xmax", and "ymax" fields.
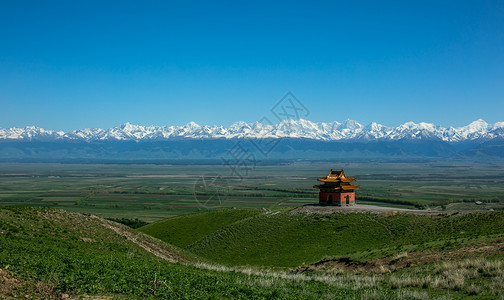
[{"xmin": 1, "ymin": 161, "xmax": 503, "ymax": 222}]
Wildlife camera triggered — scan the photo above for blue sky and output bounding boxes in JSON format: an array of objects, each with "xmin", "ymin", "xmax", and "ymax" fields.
[{"xmin": 1, "ymin": 1, "xmax": 503, "ymax": 131}]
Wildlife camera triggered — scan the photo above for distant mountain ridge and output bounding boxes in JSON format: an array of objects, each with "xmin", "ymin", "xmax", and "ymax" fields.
[
  {"xmin": 1, "ymin": 119, "xmax": 504, "ymax": 143},
  {"xmin": 2, "ymin": 119, "xmax": 504, "ymax": 161}
]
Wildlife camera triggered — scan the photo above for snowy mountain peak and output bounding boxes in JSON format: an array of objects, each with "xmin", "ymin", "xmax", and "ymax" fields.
[
  {"xmin": 493, "ymin": 122, "xmax": 504, "ymax": 129},
  {"xmin": 340, "ymin": 119, "xmax": 363, "ymax": 130},
  {"xmin": 466, "ymin": 119, "xmax": 489, "ymax": 131},
  {"xmin": 1, "ymin": 119, "xmax": 503, "ymax": 142},
  {"xmin": 185, "ymin": 121, "xmax": 200, "ymax": 129},
  {"xmin": 365, "ymin": 122, "xmax": 386, "ymax": 131}
]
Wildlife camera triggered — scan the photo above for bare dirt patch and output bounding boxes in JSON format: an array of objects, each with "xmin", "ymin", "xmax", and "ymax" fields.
[
  {"xmin": 295, "ymin": 238, "xmax": 504, "ymax": 274},
  {"xmin": 0, "ymin": 269, "xmax": 58, "ymax": 299},
  {"xmin": 0, "ymin": 269, "xmax": 19, "ymax": 296}
]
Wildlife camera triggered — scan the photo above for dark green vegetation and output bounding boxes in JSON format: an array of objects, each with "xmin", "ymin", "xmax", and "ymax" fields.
[
  {"xmin": 1, "ymin": 161, "xmax": 503, "ymax": 222},
  {"xmin": 141, "ymin": 209, "xmax": 504, "ymax": 268},
  {"xmin": 107, "ymin": 217, "xmax": 149, "ymax": 229}
]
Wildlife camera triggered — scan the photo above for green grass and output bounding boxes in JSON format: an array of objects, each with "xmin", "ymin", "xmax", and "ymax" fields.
[
  {"xmin": 142, "ymin": 208, "xmax": 504, "ymax": 268},
  {"xmin": 2, "ymin": 206, "xmax": 504, "ymax": 298},
  {"xmin": 0, "ymin": 206, "xmax": 367, "ymax": 298},
  {"xmin": 139, "ymin": 209, "xmax": 261, "ymax": 247}
]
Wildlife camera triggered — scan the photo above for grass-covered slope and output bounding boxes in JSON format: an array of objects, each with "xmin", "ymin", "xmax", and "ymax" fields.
[
  {"xmin": 142, "ymin": 208, "xmax": 504, "ymax": 268},
  {"xmin": 2, "ymin": 206, "xmax": 504, "ymax": 299},
  {"xmin": 139, "ymin": 208, "xmax": 261, "ymax": 247},
  {"xmin": 0, "ymin": 206, "xmax": 197, "ymax": 297},
  {"xmin": 0, "ymin": 206, "xmax": 347, "ymax": 298}
]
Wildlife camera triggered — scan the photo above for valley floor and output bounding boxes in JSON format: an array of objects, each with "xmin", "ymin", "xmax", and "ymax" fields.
[{"xmin": 1, "ymin": 161, "xmax": 503, "ymax": 221}]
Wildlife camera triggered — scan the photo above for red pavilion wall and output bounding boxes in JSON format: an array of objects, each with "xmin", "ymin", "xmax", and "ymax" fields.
[{"xmin": 319, "ymin": 191, "xmax": 355, "ymax": 206}]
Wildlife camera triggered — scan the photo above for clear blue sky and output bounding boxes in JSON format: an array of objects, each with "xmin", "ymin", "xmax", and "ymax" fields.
[{"xmin": 1, "ymin": 1, "xmax": 503, "ymax": 131}]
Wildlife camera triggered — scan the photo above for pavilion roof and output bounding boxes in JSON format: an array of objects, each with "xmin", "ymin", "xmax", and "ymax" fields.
[{"xmin": 317, "ymin": 169, "xmax": 356, "ymax": 183}]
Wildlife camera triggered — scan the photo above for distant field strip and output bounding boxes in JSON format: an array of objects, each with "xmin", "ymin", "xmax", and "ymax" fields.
[{"xmin": 1, "ymin": 162, "xmax": 503, "ymax": 220}]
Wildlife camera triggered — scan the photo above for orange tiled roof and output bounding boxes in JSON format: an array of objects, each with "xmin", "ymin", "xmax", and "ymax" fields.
[{"xmin": 317, "ymin": 169, "xmax": 356, "ymax": 183}]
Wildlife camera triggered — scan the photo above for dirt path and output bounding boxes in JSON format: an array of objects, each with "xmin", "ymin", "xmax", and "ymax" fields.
[
  {"xmin": 365, "ymin": 214, "xmax": 394, "ymax": 237},
  {"xmin": 90, "ymin": 215, "xmax": 187, "ymax": 264},
  {"xmin": 291, "ymin": 204, "xmax": 443, "ymax": 215}
]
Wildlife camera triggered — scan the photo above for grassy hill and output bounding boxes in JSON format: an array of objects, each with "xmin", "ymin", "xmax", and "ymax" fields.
[
  {"xmin": 139, "ymin": 208, "xmax": 261, "ymax": 248},
  {"xmin": 140, "ymin": 208, "xmax": 504, "ymax": 268},
  {"xmin": 0, "ymin": 206, "xmax": 355, "ymax": 298},
  {"xmin": 2, "ymin": 206, "xmax": 504, "ymax": 298}
]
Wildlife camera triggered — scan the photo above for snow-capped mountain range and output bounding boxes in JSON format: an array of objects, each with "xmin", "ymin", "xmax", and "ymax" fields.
[{"xmin": 1, "ymin": 119, "xmax": 503, "ymax": 143}]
